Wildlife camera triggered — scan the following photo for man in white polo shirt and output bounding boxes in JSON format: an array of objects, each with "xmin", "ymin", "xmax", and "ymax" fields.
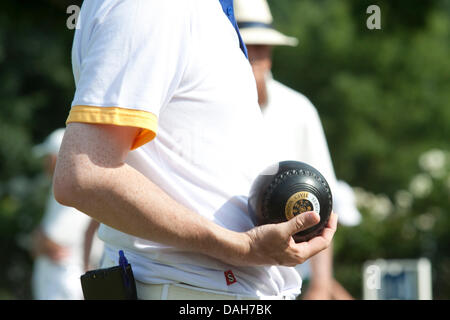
[
  {"xmin": 53, "ymin": 0, "xmax": 337, "ymax": 299},
  {"xmin": 235, "ymin": 0, "xmax": 360, "ymax": 299}
]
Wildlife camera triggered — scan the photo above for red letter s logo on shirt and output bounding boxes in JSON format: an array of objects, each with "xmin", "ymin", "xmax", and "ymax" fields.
[{"xmin": 224, "ymin": 270, "xmax": 237, "ymax": 286}]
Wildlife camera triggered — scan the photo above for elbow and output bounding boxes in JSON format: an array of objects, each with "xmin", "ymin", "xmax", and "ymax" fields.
[{"xmin": 53, "ymin": 174, "xmax": 74, "ymax": 207}]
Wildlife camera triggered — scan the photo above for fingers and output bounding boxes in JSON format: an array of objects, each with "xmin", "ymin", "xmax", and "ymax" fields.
[
  {"xmin": 244, "ymin": 212, "xmax": 336, "ymax": 267},
  {"xmin": 285, "ymin": 211, "xmax": 321, "ymax": 236},
  {"xmin": 295, "ymin": 212, "xmax": 338, "ymax": 260},
  {"xmin": 324, "ymin": 212, "xmax": 338, "ymax": 237}
]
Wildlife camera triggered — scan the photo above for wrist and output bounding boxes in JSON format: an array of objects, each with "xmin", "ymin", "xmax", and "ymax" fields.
[{"xmin": 206, "ymin": 225, "xmax": 251, "ymax": 267}]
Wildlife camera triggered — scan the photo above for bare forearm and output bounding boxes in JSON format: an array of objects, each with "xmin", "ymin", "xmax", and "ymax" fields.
[{"xmin": 56, "ymin": 157, "xmax": 248, "ymax": 265}]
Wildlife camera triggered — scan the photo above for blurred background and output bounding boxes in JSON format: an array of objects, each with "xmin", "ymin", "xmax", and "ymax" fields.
[{"xmin": 0, "ymin": 0, "xmax": 449, "ymax": 299}]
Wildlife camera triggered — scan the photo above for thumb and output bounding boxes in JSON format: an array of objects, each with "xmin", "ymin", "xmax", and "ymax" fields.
[{"xmin": 285, "ymin": 211, "xmax": 320, "ymax": 236}]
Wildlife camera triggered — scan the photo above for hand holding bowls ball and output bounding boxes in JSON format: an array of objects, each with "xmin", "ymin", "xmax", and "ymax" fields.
[{"xmin": 248, "ymin": 161, "xmax": 333, "ymax": 242}]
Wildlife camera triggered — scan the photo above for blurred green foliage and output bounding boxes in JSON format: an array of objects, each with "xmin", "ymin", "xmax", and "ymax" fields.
[{"xmin": 0, "ymin": 0, "xmax": 449, "ymax": 299}]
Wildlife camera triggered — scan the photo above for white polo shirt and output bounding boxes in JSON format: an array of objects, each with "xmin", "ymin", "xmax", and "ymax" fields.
[{"xmin": 68, "ymin": 0, "xmax": 301, "ymax": 298}]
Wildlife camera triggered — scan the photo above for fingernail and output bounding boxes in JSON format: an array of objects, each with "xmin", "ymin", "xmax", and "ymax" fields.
[{"xmin": 309, "ymin": 211, "xmax": 320, "ymax": 222}]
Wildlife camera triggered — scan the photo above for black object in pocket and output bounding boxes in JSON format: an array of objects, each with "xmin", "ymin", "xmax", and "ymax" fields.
[{"xmin": 80, "ymin": 250, "xmax": 137, "ymax": 300}]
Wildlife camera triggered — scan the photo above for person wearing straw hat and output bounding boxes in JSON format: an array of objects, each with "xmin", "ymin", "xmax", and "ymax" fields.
[
  {"xmin": 30, "ymin": 128, "xmax": 103, "ymax": 299},
  {"xmin": 235, "ymin": 0, "xmax": 360, "ymax": 299},
  {"xmin": 53, "ymin": 0, "xmax": 337, "ymax": 300}
]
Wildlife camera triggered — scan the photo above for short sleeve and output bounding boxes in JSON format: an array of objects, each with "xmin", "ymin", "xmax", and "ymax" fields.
[{"xmin": 67, "ymin": 0, "xmax": 191, "ymax": 149}]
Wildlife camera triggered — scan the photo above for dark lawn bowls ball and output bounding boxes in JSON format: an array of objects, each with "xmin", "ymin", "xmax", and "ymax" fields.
[{"xmin": 248, "ymin": 161, "xmax": 333, "ymax": 243}]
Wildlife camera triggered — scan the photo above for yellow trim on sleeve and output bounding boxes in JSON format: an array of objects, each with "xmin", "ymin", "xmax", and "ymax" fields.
[{"xmin": 66, "ymin": 105, "xmax": 158, "ymax": 150}]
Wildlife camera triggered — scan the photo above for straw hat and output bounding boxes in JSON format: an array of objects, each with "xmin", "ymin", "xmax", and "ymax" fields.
[{"xmin": 234, "ymin": 0, "xmax": 298, "ymax": 47}]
